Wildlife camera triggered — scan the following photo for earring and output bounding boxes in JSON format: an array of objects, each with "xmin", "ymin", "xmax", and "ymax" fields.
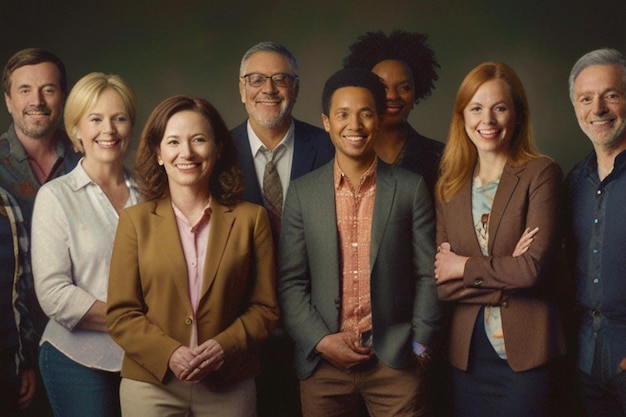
[{"xmin": 158, "ymin": 160, "xmax": 164, "ymax": 166}]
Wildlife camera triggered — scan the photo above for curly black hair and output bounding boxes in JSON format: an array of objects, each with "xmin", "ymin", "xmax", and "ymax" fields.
[{"xmin": 343, "ymin": 30, "xmax": 440, "ymax": 104}]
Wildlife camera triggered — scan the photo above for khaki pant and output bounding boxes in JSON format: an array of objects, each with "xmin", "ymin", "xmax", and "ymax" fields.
[{"xmin": 120, "ymin": 377, "xmax": 256, "ymax": 417}]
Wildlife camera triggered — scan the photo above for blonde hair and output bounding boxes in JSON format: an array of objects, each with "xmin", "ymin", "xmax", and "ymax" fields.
[
  {"xmin": 64, "ymin": 72, "xmax": 136, "ymax": 152},
  {"xmin": 436, "ymin": 61, "xmax": 539, "ymax": 202}
]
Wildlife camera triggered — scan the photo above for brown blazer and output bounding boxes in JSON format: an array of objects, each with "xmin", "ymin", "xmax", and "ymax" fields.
[
  {"xmin": 106, "ymin": 197, "xmax": 279, "ymax": 385},
  {"xmin": 436, "ymin": 156, "xmax": 566, "ymax": 372}
]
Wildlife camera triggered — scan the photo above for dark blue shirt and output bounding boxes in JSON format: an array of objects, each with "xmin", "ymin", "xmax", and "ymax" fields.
[{"xmin": 565, "ymin": 148, "xmax": 626, "ymax": 378}]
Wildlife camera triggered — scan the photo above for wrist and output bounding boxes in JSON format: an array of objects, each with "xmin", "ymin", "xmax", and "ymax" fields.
[{"xmin": 412, "ymin": 342, "xmax": 432, "ymax": 362}]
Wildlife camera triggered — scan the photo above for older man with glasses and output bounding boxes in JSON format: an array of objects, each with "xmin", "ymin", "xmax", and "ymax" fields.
[{"xmin": 230, "ymin": 41, "xmax": 334, "ymax": 417}]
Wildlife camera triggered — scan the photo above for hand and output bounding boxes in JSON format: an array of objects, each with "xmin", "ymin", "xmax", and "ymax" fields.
[
  {"xmin": 17, "ymin": 369, "xmax": 36, "ymax": 409},
  {"xmin": 620, "ymin": 357, "xmax": 626, "ymax": 371},
  {"xmin": 180, "ymin": 339, "xmax": 224, "ymax": 382},
  {"xmin": 434, "ymin": 242, "xmax": 469, "ymax": 284},
  {"xmin": 315, "ymin": 332, "xmax": 373, "ymax": 370},
  {"xmin": 512, "ymin": 227, "xmax": 539, "ymax": 257},
  {"xmin": 169, "ymin": 345, "xmax": 198, "ymax": 381}
]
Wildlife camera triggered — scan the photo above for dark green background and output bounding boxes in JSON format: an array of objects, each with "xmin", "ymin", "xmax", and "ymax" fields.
[{"xmin": 2, "ymin": 0, "xmax": 625, "ymax": 173}]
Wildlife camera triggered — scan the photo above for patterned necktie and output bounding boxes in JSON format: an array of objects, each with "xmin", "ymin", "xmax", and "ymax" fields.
[{"xmin": 261, "ymin": 146, "xmax": 284, "ymax": 246}]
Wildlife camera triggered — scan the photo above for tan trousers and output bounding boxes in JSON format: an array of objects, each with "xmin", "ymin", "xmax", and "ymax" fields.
[
  {"xmin": 300, "ymin": 357, "xmax": 431, "ymax": 417},
  {"xmin": 120, "ymin": 377, "xmax": 256, "ymax": 417}
]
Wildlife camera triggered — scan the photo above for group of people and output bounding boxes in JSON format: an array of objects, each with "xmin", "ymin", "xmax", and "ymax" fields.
[{"xmin": 0, "ymin": 29, "xmax": 625, "ymax": 417}]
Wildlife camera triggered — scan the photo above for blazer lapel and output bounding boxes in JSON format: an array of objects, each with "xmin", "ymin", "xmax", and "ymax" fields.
[
  {"xmin": 370, "ymin": 162, "xmax": 394, "ymax": 269},
  {"xmin": 291, "ymin": 121, "xmax": 316, "ymax": 179},
  {"xmin": 201, "ymin": 199, "xmax": 234, "ymax": 296},
  {"xmin": 154, "ymin": 198, "xmax": 192, "ymax": 309},
  {"xmin": 234, "ymin": 125, "xmax": 264, "ymax": 205},
  {"xmin": 448, "ymin": 179, "xmax": 483, "ymax": 255},
  {"xmin": 487, "ymin": 163, "xmax": 522, "ymax": 253}
]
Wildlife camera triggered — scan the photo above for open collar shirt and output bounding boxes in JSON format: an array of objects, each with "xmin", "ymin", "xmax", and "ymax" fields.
[
  {"xmin": 0, "ymin": 124, "xmax": 81, "ymax": 231},
  {"xmin": 172, "ymin": 201, "xmax": 212, "ymax": 348},
  {"xmin": 31, "ymin": 160, "xmax": 140, "ymax": 371},
  {"xmin": 334, "ymin": 159, "xmax": 377, "ymax": 339},
  {"xmin": 566, "ymin": 148, "xmax": 626, "ymax": 378}
]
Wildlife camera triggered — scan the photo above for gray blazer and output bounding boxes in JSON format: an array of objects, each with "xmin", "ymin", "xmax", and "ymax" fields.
[{"xmin": 277, "ymin": 159, "xmax": 442, "ymax": 379}]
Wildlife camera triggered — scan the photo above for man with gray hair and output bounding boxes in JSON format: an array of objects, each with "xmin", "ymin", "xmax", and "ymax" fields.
[
  {"xmin": 230, "ymin": 41, "xmax": 333, "ymax": 417},
  {"xmin": 565, "ymin": 47, "xmax": 626, "ymax": 416}
]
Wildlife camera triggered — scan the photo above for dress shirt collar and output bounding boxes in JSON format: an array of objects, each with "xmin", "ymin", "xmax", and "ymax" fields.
[
  {"xmin": 246, "ymin": 119, "xmax": 295, "ymax": 156},
  {"xmin": 333, "ymin": 157, "xmax": 378, "ymax": 191}
]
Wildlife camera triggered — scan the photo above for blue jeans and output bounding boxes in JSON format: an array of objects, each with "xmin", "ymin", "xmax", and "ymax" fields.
[{"xmin": 39, "ymin": 342, "xmax": 121, "ymax": 417}]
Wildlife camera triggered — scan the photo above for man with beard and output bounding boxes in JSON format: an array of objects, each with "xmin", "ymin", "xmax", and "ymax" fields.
[
  {"xmin": 1, "ymin": 48, "xmax": 80, "ymax": 231},
  {"xmin": 231, "ymin": 42, "xmax": 334, "ymax": 417},
  {"xmin": 0, "ymin": 48, "xmax": 80, "ymax": 417},
  {"xmin": 565, "ymin": 48, "xmax": 626, "ymax": 416}
]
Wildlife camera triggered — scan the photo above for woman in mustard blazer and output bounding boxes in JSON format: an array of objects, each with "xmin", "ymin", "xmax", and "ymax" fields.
[
  {"xmin": 434, "ymin": 62, "xmax": 566, "ymax": 417},
  {"xmin": 106, "ymin": 96, "xmax": 278, "ymax": 417}
]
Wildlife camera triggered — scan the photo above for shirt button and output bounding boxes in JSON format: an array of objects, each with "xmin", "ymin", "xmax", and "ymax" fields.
[
  {"xmin": 474, "ymin": 278, "xmax": 483, "ymax": 287},
  {"xmin": 593, "ymin": 278, "xmax": 599, "ymax": 284},
  {"xmin": 594, "ymin": 218, "xmax": 599, "ymax": 224},
  {"xmin": 592, "ymin": 249, "xmax": 599, "ymax": 254},
  {"xmin": 591, "ymin": 310, "xmax": 601, "ymax": 317},
  {"xmin": 351, "ymin": 242, "xmax": 358, "ymax": 247},
  {"xmin": 597, "ymin": 189, "xmax": 602, "ymax": 195},
  {"xmin": 185, "ymin": 317, "xmax": 193, "ymax": 325}
]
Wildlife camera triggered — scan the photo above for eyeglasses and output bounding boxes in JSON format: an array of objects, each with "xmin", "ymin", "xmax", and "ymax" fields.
[{"xmin": 241, "ymin": 73, "xmax": 297, "ymax": 88}]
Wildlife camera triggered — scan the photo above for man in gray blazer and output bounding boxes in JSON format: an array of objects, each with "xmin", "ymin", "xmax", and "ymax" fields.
[{"xmin": 278, "ymin": 68, "xmax": 442, "ymax": 416}]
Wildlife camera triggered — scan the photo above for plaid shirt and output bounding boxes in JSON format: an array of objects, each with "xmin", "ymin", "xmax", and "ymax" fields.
[{"xmin": 0, "ymin": 186, "xmax": 37, "ymax": 374}]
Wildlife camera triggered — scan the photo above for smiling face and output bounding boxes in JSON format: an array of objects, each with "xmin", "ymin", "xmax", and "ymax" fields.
[
  {"xmin": 573, "ymin": 64, "xmax": 626, "ymax": 151},
  {"xmin": 371, "ymin": 59, "xmax": 415, "ymax": 128},
  {"xmin": 463, "ymin": 78, "xmax": 517, "ymax": 159},
  {"xmin": 322, "ymin": 86, "xmax": 378, "ymax": 168},
  {"xmin": 4, "ymin": 62, "xmax": 64, "ymax": 141},
  {"xmin": 239, "ymin": 51, "xmax": 298, "ymax": 131},
  {"xmin": 75, "ymin": 88, "xmax": 132, "ymax": 166},
  {"xmin": 157, "ymin": 110, "xmax": 219, "ymax": 196}
]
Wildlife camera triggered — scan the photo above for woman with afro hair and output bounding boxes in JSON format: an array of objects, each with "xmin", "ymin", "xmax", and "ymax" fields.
[{"xmin": 344, "ymin": 30, "xmax": 444, "ymax": 195}]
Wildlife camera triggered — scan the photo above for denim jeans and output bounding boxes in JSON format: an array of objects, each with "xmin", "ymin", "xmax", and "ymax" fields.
[{"xmin": 39, "ymin": 342, "xmax": 121, "ymax": 417}]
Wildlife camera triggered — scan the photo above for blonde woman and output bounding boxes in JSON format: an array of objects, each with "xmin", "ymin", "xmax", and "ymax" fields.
[{"xmin": 32, "ymin": 73, "xmax": 138, "ymax": 417}]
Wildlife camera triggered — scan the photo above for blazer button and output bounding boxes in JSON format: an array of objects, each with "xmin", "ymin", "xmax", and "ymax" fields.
[
  {"xmin": 185, "ymin": 317, "xmax": 193, "ymax": 325},
  {"xmin": 502, "ymin": 301, "xmax": 509, "ymax": 308},
  {"xmin": 474, "ymin": 278, "xmax": 483, "ymax": 287}
]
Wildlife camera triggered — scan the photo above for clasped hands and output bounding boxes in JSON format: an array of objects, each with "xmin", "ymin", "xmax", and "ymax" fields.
[
  {"xmin": 315, "ymin": 332, "xmax": 373, "ymax": 370},
  {"xmin": 434, "ymin": 227, "xmax": 539, "ymax": 284},
  {"xmin": 169, "ymin": 339, "xmax": 224, "ymax": 383}
]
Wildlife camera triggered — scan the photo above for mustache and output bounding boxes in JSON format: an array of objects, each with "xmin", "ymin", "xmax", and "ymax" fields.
[{"xmin": 23, "ymin": 105, "xmax": 52, "ymax": 115}]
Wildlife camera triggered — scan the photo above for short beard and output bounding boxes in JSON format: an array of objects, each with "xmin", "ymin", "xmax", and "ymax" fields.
[
  {"xmin": 592, "ymin": 122, "xmax": 626, "ymax": 153},
  {"xmin": 14, "ymin": 118, "xmax": 56, "ymax": 139},
  {"xmin": 251, "ymin": 104, "xmax": 292, "ymax": 129}
]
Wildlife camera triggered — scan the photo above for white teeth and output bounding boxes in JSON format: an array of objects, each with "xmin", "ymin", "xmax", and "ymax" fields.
[
  {"xmin": 479, "ymin": 129, "xmax": 498, "ymax": 135},
  {"xmin": 591, "ymin": 120, "xmax": 612, "ymax": 125},
  {"xmin": 177, "ymin": 163, "xmax": 197, "ymax": 169},
  {"xmin": 344, "ymin": 136, "xmax": 364, "ymax": 142},
  {"xmin": 97, "ymin": 140, "xmax": 117, "ymax": 146}
]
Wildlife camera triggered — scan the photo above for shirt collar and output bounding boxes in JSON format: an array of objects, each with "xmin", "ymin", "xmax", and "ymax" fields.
[
  {"xmin": 580, "ymin": 148, "xmax": 626, "ymax": 183},
  {"xmin": 171, "ymin": 198, "xmax": 212, "ymax": 231},
  {"xmin": 333, "ymin": 157, "xmax": 378, "ymax": 191},
  {"xmin": 247, "ymin": 119, "xmax": 295, "ymax": 156}
]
